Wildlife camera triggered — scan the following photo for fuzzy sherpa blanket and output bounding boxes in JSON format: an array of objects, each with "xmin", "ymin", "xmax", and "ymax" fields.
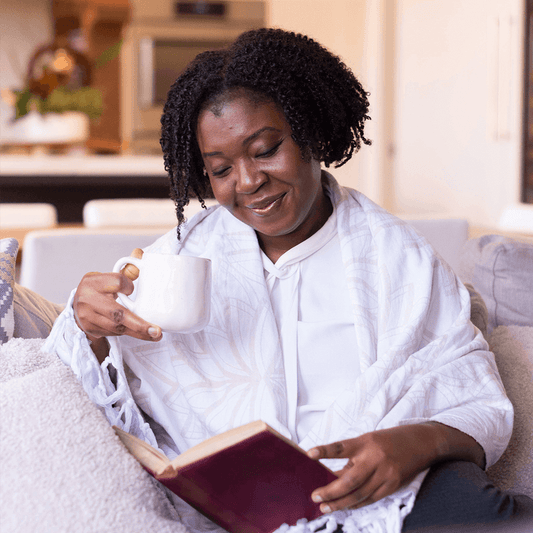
[{"xmin": 0, "ymin": 337, "xmax": 190, "ymax": 533}]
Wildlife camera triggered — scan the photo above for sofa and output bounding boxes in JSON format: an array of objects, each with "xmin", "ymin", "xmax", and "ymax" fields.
[{"xmin": 0, "ymin": 228, "xmax": 532, "ymax": 533}]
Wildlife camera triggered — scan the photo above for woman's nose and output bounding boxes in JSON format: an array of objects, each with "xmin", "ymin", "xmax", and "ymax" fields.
[{"xmin": 234, "ymin": 160, "xmax": 266, "ymax": 194}]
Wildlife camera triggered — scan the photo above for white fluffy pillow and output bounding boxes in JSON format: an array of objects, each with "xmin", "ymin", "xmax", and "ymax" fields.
[{"xmin": 0, "ymin": 337, "xmax": 190, "ymax": 533}]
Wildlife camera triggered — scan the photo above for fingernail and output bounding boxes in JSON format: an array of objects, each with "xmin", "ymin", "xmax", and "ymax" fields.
[
  {"xmin": 320, "ymin": 504, "xmax": 331, "ymax": 514},
  {"xmin": 312, "ymin": 493, "xmax": 323, "ymax": 503},
  {"xmin": 148, "ymin": 327, "xmax": 160, "ymax": 338},
  {"xmin": 308, "ymin": 448, "xmax": 319, "ymax": 459}
]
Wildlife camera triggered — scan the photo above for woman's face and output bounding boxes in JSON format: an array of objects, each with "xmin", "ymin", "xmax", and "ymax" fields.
[{"xmin": 196, "ymin": 92, "xmax": 331, "ymax": 261}]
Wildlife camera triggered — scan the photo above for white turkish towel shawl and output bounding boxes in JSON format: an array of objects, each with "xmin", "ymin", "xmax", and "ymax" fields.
[{"xmin": 45, "ymin": 174, "xmax": 513, "ymax": 533}]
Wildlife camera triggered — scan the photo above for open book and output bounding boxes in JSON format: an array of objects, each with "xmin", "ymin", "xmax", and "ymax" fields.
[{"xmin": 113, "ymin": 420, "xmax": 337, "ymax": 533}]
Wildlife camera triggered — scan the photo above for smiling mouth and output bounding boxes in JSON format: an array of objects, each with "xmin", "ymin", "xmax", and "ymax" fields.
[{"xmin": 247, "ymin": 194, "xmax": 285, "ymax": 215}]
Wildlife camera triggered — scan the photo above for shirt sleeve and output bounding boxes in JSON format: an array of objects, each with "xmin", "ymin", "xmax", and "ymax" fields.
[
  {"xmin": 329, "ymin": 188, "xmax": 513, "ymax": 471},
  {"xmin": 373, "ymin": 251, "xmax": 514, "ymax": 469},
  {"xmin": 42, "ymin": 290, "xmax": 159, "ymax": 449}
]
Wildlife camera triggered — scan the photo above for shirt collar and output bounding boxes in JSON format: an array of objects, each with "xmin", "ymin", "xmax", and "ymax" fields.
[{"xmin": 261, "ymin": 202, "xmax": 338, "ymax": 275}]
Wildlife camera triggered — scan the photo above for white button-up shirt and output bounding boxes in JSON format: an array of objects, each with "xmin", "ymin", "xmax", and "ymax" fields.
[{"xmin": 263, "ymin": 209, "xmax": 359, "ymax": 441}]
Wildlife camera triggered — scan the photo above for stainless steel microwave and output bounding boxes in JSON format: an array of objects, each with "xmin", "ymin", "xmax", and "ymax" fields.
[{"xmin": 121, "ymin": 0, "xmax": 266, "ymax": 155}]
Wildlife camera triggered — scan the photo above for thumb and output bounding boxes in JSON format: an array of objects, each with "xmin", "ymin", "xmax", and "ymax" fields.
[
  {"xmin": 308, "ymin": 441, "xmax": 351, "ymax": 460},
  {"xmin": 122, "ymin": 248, "xmax": 143, "ymax": 280}
]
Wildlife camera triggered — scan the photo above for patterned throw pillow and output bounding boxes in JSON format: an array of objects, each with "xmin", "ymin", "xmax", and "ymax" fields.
[
  {"xmin": 459, "ymin": 235, "xmax": 533, "ymax": 334},
  {"xmin": 0, "ymin": 239, "xmax": 19, "ymax": 344}
]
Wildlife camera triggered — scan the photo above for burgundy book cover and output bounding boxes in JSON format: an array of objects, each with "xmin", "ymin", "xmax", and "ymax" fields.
[{"xmin": 149, "ymin": 430, "xmax": 338, "ymax": 533}]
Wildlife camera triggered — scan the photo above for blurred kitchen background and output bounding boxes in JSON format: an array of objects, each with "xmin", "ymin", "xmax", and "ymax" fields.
[{"xmin": 1, "ymin": 0, "xmax": 532, "ymax": 233}]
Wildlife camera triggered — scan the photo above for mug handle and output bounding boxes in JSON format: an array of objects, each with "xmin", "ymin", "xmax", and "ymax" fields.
[{"xmin": 112, "ymin": 256, "xmax": 142, "ymax": 311}]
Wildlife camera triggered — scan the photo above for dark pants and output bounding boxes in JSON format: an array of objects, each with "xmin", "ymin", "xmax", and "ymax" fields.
[
  {"xmin": 324, "ymin": 461, "xmax": 533, "ymax": 532},
  {"xmin": 402, "ymin": 461, "xmax": 533, "ymax": 532}
]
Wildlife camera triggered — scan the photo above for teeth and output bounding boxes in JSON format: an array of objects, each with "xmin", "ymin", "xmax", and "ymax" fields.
[
  {"xmin": 249, "ymin": 195, "xmax": 282, "ymax": 211},
  {"xmin": 254, "ymin": 201, "xmax": 273, "ymax": 209},
  {"xmin": 251, "ymin": 199, "xmax": 276, "ymax": 212}
]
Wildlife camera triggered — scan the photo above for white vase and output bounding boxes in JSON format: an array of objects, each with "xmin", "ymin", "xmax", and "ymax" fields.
[{"xmin": 3, "ymin": 110, "xmax": 90, "ymax": 144}]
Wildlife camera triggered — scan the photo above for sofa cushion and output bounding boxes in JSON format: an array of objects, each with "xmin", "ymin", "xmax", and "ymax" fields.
[
  {"xmin": 458, "ymin": 235, "xmax": 533, "ymax": 334},
  {"xmin": 463, "ymin": 282, "xmax": 489, "ymax": 337},
  {"xmin": 13, "ymin": 284, "xmax": 63, "ymax": 339},
  {"xmin": 486, "ymin": 326, "xmax": 533, "ymax": 498},
  {"xmin": 0, "ymin": 238, "xmax": 18, "ymax": 344}
]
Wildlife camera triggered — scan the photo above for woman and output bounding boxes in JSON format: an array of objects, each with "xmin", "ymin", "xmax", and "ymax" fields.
[{"xmin": 45, "ymin": 28, "xmax": 531, "ymax": 532}]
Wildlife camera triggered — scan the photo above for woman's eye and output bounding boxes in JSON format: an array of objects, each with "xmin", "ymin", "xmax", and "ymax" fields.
[
  {"xmin": 257, "ymin": 140, "xmax": 283, "ymax": 158},
  {"xmin": 212, "ymin": 166, "xmax": 230, "ymax": 177}
]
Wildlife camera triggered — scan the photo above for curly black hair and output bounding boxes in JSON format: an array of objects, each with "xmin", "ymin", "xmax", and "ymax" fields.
[{"xmin": 160, "ymin": 27, "xmax": 371, "ymax": 233}]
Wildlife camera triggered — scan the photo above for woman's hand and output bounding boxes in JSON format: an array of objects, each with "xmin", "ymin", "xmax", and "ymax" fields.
[
  {"xmin": 73, "ymin": 248, "xmax": 162, "ymax": 362},
  {"xmin": 307, "ymin": 422, "xmax": 485, "ymax": 513}
]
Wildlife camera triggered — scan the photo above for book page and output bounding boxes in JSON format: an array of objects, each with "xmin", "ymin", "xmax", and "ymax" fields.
[
  {"xmin": 170, "ymin": 420, "xmax": 269, "ymax": 468},
  {"xmin": 113, "ymin": 426, "xmax": 170, "ymax": 474}
]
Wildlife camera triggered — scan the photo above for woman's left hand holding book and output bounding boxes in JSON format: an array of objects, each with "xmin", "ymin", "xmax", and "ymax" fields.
[{"xmin": 307, "ymin": 421, "xmax": 485, "ymax": 514}]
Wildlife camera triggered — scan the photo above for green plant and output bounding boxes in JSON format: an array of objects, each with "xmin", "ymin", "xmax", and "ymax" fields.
[
  {"xmin": 14, "ymin": 86, "xmax": 103, "ymax": 119},
  {"xmin": 12, "ymin": 38, "xmax": 122, "ymax": 120}
]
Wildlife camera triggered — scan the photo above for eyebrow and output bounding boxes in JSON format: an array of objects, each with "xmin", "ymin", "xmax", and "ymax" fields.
[{"xmin": 202, "ymin": 126, "xmax": 281, "ymax": 158}]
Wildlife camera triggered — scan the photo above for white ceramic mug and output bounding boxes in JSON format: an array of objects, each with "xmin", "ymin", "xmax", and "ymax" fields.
[{"xmin": 112, "ymin": 253, "xmax": 211, "ymax": 333}]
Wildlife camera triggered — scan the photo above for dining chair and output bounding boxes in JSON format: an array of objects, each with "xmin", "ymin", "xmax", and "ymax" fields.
[
  {"xmin": 19, "ymin": 227, "xmax": 169, "ymax": 304},
  {"xmin": 0, "ymin": 203, "xmax": 57, "ymax": 229},
  {"xmin": 82, "ymin": 198, "xmax": 218, "ymax": 228}
]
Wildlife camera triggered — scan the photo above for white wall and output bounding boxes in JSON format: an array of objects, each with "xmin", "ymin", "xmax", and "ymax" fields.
[{"xmin": 392, "ymin": 0, "xmax": 524, "ymax": 228}]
